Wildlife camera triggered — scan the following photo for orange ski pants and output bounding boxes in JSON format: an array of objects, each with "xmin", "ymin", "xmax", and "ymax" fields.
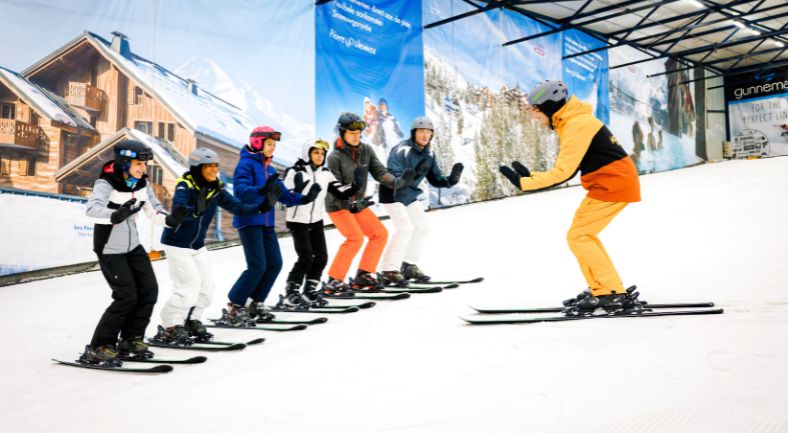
[
  {"xmin": 327, "ymin": 208, "xmax": 388, "ymax": 281},
  {"xmin": 566, "ymin": 196, "xmax": 628, "ymax": 296}
]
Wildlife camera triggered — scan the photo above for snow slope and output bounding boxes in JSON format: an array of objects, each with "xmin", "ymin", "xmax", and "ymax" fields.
[{"xmin": 1, "ymin": 157, "xmax": 787, "ymax": 433}]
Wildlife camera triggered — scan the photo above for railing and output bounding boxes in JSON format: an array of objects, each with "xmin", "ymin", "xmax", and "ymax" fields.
[
  {"xmin": 0, "ymin": 119, "xmax": 41, "ymax": 149},
  {"xmin": 66, "ymin": 82, "xmax": 106, "ymax": 112}
]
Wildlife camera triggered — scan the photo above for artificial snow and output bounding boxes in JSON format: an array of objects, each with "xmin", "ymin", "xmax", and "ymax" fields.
[{"xmin": 1, "ymin": 157, "xmax": 787, "ymax": 433}]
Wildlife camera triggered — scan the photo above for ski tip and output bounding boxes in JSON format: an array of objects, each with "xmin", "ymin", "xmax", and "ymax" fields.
[
  {"xmin": 458, "ymin": 316, "xmax": 473, "ymax": 323},
  {"xmin": 469, "ymin": 277, "xmax": 484, "ymax": 283},
  {"xmin": 292, "ymin": 324, "xmax": 308, "ymax": 331},
  {"xmin": 443, "ymin": 283, "xmax": 460, "ymax": 289},
  {"xmin": 359, "ymin": 302, "xmax": 377, "ymax": 309},
  {"xmin": 225, "ymin": 343, "xmax": 247, "ymax": 350},
  {"xmin": 312, "ymin": 317, "xmax": 329, "ymax": 324},
  {"xmin": 187, "ymin": 356, "xmax": 208, "ymax": 363},
  {"xmin": 246, "ymin": 338, "xmax": 266, "ymax": 345},
  {"xmin": 150, "ymin": 365, "xmax": 175, "ymax": 373}
]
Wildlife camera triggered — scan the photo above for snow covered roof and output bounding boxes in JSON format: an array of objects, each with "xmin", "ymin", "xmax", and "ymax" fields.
[
  {"xmin": 55, "ymin": 128, "xmax": 188, "ymax": 184},
  {"xmin": 47, "ymin": 32, "xmax": 258, "ymax": 151},
  {"xmin": 0, "ymin": 66, "xmax": 94, "ymax": 131}
]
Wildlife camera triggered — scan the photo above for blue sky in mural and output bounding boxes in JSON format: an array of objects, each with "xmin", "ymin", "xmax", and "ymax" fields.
[{"xmin": 0, "ymin": 0, "xmax": 315, "ymax": 130}]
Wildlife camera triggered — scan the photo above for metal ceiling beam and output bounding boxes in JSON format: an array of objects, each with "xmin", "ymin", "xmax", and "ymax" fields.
[
  {"xmin": 424, "ymin": 0, "xmax": 511, "ymax": 29},
  {"xmin": 605, "ymin": 0, "xmax": 754, "ymax": 38},
  {"xmin": 555, "ymin": 0, "xmax": 650, "ymax": 23},
  {"xmin": 698, "ymin": 0, "xmax": 788, "ymax": 45},
  {"xmin": 648, "ymin": 45, "xmax": 786, "ymax": 78},
  {"xmin": 562, "ymin": 0, "xmax": 761, "ymax": 59},
  {"xmin": 610, "ymin": 27, "xmax": 788, "ymax": 70},
  {"xmin": 503, "ymin": 0, "xmax": 681, "ymax": 46},
  {"xmin": 671, "ymin": 58, "xmax": 788, "ymax": 88},
  {"xmin": 728, "ymin": 20, "xmax": 788, "ymax": 69}
]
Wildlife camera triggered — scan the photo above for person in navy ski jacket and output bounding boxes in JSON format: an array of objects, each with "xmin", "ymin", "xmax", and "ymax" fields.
[
  {"xmin": 226, "ymin": 126, "xmax": 321, "ymax": 324},
  {"xmin": 158, "ymin": 148, "xmax": 269, "ymax": 344}
]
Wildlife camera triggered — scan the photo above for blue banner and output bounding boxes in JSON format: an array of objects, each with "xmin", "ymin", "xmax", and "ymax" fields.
[
  {"xmin": 562, "ymin": 29, "xmax": 609, "ymax": 124},
  {"xmin": 315, "ymin": 0, "xmax": 424, "ymax": 153}
]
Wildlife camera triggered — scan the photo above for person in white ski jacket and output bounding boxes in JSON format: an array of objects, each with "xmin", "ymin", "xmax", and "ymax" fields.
[{"xmin": 280, "ymin": 138, "xmax": 367, "ymax": 307}]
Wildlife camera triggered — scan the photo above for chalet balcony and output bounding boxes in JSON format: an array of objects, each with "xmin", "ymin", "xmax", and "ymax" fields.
[
  {"xmin": 0, "ymin": 119, "xmax": 42, "ymax": 151},
  {"xmin": 66, "ymin": 82, "xmax": 106, "ymax": 112}
]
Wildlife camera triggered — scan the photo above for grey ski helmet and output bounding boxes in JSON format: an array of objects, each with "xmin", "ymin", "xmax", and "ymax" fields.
[
  {"xmin": 527, "ymin": 80, "xmax": 568, "ymax": 107},
  {"xmin": 411, "ymin": 116, "xmax": 434, "ymax": 131},
  {"xmin": 189, "ymin": 148, "xmax": 219, "ymax": 167}
]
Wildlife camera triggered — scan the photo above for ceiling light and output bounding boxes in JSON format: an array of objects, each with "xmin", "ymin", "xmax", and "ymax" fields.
[
  {"xmin": 685, "ymin": 0, "xmax": 704, "ymax": 7},
  {"xmin": 772, "ymin": 40, "xmax": 785, "ymax": 48},
  {"xmin": 732, "ymin": 21, "xmax": 746, "ymax": 29}
]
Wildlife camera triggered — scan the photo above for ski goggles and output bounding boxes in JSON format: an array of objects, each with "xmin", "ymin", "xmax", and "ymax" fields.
[
  {"xmin": 313, "ymin": 139, "xmax": 330, "ymax": 151},
  {"xmin": 250, "ymin": 130, "xmax": 282, "ymax": 141},
  {"xmin": 118, "ymin": 148, "xmax": 153, "ymax": 161},
  {"xmin": 345, "ymin": 120, "xmax": 366, "ymax": 131}
]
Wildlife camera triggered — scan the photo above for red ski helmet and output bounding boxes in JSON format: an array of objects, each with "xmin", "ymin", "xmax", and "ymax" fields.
[{"xmin": 249, "ymin": 126, "xmax": 282, "ymax": 152}]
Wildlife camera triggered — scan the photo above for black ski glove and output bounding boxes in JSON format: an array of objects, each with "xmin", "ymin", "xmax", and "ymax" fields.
[
  {"xmin": 511, "ymin": 161, "xmax": 531, "ymax": 177},
  {"xmin": 110, "ymin": 198, "xmax": 142, "ymax": 224},
  {"xmin": 292, "ymin": 171, "xmax": 309, "ymax": 194},
  {"xmin": 447, "ymin": 162, "xmax": 464, "ymax": 186},
  {"xmin": 348, "ymin": 195, "xmax": 375, "ymax": 213},
  {"xmin": 165, "ymin": 205, "xmax": 190, "ymax": 227},
  {"xmin": 194, "ymin": 187, "xmax": 209, "ymax": 216},
  {"xmin": 414, "ymin": 158, "xmax": 431, "ymax": 177},
  {"xmin": 394, "ymin": 168, "xmax": 416, "ymax": 188},
  {"xmin": 499, "ymin": 165, "xmax": 522, "ymax": 189},
  {"xmin": 257, "ymin": 173, "xmax": 282, "ymax": 213},
  {"xmin": 300, "ymin": 183, "xmax": 322, "ymax": 205}
]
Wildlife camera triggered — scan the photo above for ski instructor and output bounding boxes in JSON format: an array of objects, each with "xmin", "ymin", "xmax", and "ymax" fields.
[{"xmin": 499, "ymin": 80, "xmax": 641, "ymax": 313}]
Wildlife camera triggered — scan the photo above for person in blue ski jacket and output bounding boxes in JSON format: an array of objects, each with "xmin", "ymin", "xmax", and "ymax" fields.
[
  {"xmin": 226, "ymin": 126, "xmax": 321, "ymax": 324},
  {"xmin": 378, "ymin": 116, "xmax": 464, "ymax": 285},
  {"xmin": 157, "ymin": 148, "xmax": 271, "ymax": 345}
]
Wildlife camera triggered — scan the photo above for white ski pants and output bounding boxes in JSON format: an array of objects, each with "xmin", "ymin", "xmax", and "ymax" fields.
[
  {"xmin": 381, "ymin": 201, "xmax": 430, "ymax": 271},
  {"xmin": 160, "ymin": 245, "xmax": 215, "ymax": 328}
]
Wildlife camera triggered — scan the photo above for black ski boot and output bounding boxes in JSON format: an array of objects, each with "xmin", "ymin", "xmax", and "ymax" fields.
[
  {"xmin": 248, "ymin": 301, "xmax": 276, "ymax": 322},
  {"xmin": 302, "ymin": 279, "xmax": 328, "ymax": 307},
  {"xmin": 78, "ymin": 344, "xmax": 121, "ymax": 366},
  {"xmin": 401, "ymin": 262, "xmax": 431, "ymax": 283},
  {"xmin": 283, "ymin": 281, "xmax": 312, "ymax": 309},
  {"xmin": 218, "ymin": 304, "xmax": 257, "ymax": 327},
  {"xmin": 563, "ymin": 289, "xmax": 591, "ymax": 307},
  {"xmin": 379, "ymin": 270, "xmax": 410, "ymax": 287},
  {"xmin": 322, "ymin": 277, "xmax": 354, "ymax": 296},
  {"xmin": 118, "ymin": 336, "xmax": 155, "ymax": 358},
  {"xmin": 567, "ymin": 287, "xmax": 644, "ymax": 316},
  {"xmin": 151, "ymin": 325, "xmax": 193, "ymax": 346},
  {"xmin": 351, "ymin": 270, "xmax": 382, "ymax": 290},
  {"xmin": 185, "ymin": 319, "xmax": 214, "ymax": 342}
]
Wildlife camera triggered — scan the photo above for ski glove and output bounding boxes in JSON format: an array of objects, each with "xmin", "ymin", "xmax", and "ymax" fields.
[
  {"xmin": 257, "ymin": 173, "xmax": 282, "ymax": 213},
  {"xmin": 165, "ymin": 205, "xmax": 190, "ymax": 227},
  {"xmin": 394, "ymin": 168, "xmax": 416, "ymax": 189},
  {"xmin": 110, "ymin": 198, "xmax": 142, "ymax": 224},
  {"xmin": 511, "ymin": 161, "xmax": 531, "ymax": 177},
  {"xmin": 447, "ymin": 163, "xmax": 464, "ymax": 186},
  {"xmin": 414, "ymin": 158, "xmax": 431, "ymax": 177},
  {"xmin": 348, "ymin": 195, "xmax": 375, "ymax": 213},
  {"xmin": 194, "ymin": 187, "xmax": 209, "ymax": 216},
  {"xmin": 499, "ymin": 166, "xmax": 522, "ymax": 190},
  {"xmin": 300, "ymin": 183, "xmax": 322, "ymax": 205}
]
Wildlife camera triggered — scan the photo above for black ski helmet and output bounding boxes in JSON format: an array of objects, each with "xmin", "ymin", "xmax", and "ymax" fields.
[
  {"xmin": 336, "ymin": 112, "xmax": 366, "ymax": 138},
  {"xmin": 114, "ymin": 140, "xmax": 153, "ymax": 170}
]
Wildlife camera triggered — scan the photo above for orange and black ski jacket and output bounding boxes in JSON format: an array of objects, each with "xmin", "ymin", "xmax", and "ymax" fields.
[{"xmin": 519, "ymin": 96, "xmax": 641, "ymax": 203}]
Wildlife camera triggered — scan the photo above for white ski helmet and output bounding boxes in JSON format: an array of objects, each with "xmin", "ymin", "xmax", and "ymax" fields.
[{"xmin": 301, "ymin": 138, "xmax": 330, "ymax": 165}]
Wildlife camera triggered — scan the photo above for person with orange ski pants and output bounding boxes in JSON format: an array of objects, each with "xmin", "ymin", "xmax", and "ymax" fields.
[
  {"xmin": 499, "ymin": 80, "xmax": 641, "ymax": 313},
  {"xmin": 323, "ymin": 112, "xmax": 415, "ymax": 293}
]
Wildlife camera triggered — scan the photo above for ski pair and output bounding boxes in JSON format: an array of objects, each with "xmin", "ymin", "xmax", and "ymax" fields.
[{"xmin": 462, "ymin": 302, "xmax": 722, "ymax": 324}]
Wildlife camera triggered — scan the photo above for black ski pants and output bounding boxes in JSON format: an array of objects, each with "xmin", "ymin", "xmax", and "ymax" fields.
[
  {"xmin": 90, "ymin": 245, "xmax": 158, "ymax": 348},
  {"xmin": 286, "ymin": 220, "xmax": 328, "ymax": 285}
]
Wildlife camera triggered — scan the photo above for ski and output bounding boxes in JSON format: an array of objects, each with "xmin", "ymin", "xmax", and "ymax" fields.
[
  {"xmin": 383, "ymin": 283, "xmax": 459, "ymax": 290},
  {"xmin": 121, "ymin": 355, "xmax": 207, "ymax": 364},
  {"xmin": 460, "ymin": 308, "xmax": 724, "ymax": 325},
  {"xmin": 321, "ymin": 301, "xmax": 377, "ymax": 309},
  {"xmin": 258, "ymin": 317, "xmax": 328, "ymax": 325},
  {"xmin": 208, "ymin": 323, "xmax": 307, "ymax": 332},
  {"xmin": 414, "ymin": 277, "xmax": 484, "ymax": 285},
  {"xmin": 197, "ymin": 337, "xmax": 266, "ymax": 345},
  {"xmin": 270, "ymin": 305, "xmax": 360, "ymax": 314},
  {"xmin": 367, "ymin": 286, "xmax": 443, "ymax": 294},
  {"xmin": 470, "ymin": 302, "xmax": 716, "ymax": 314},
  {"xmin": 147, "ymin": 340, "xmax": 246, "ymax": 351},
  {"xmin": 52, "ymin": 359, "xmax": 173, "ymax": 373},
  {"xmin": 324, "ymin": 292, "xmax": 410, "ymax": 301}
]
